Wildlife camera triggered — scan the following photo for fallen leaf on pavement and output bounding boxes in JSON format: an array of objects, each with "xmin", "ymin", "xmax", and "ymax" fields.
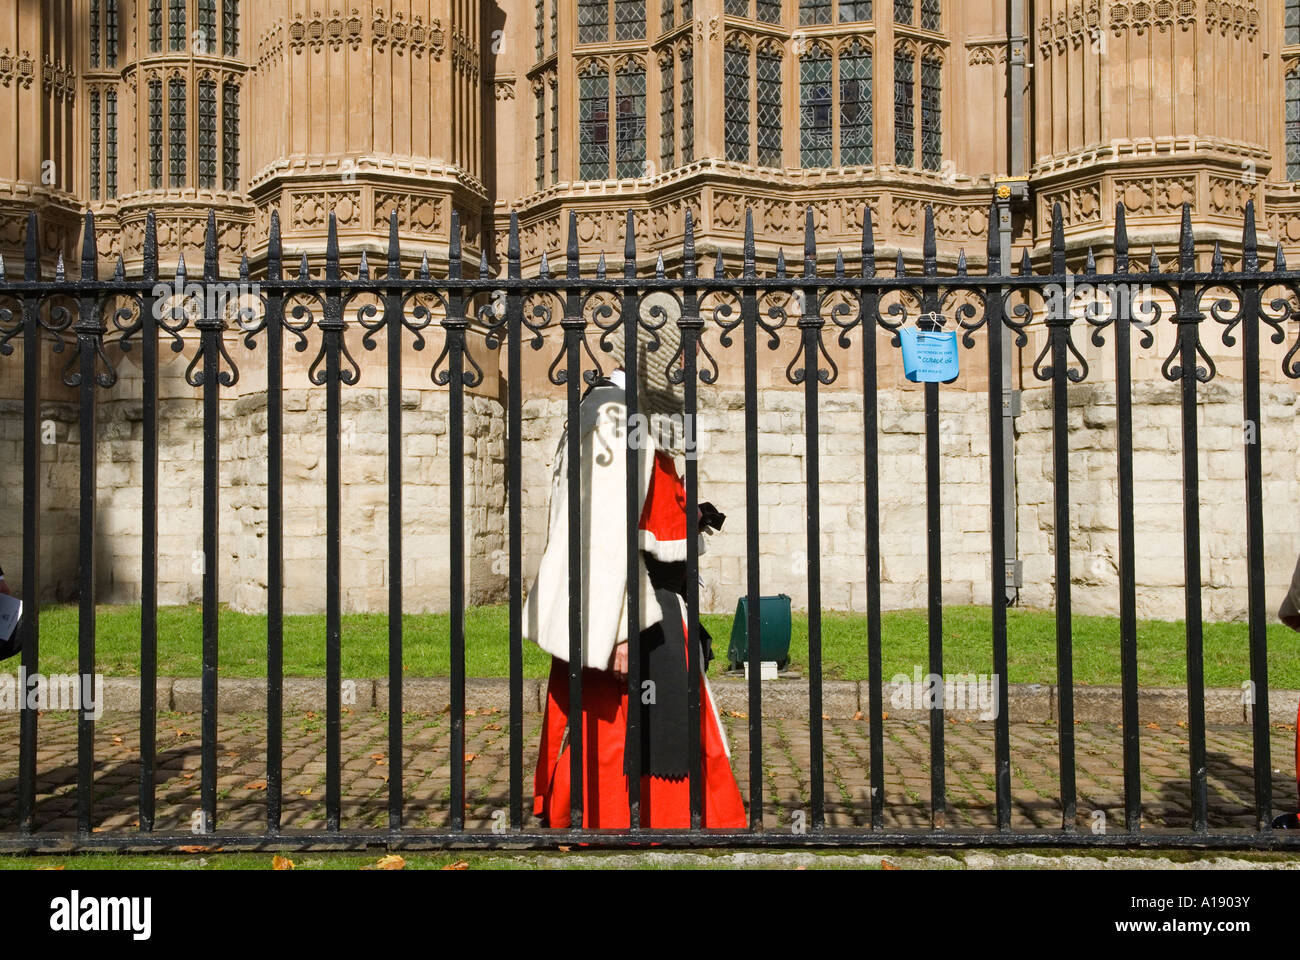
[
  {"xmin": 377, "ymin": 855, "xmax": 406, "ymax": 870},
  {"xmin": 272, "ymin": 855, "xmax": 294, "ymax": 871}
]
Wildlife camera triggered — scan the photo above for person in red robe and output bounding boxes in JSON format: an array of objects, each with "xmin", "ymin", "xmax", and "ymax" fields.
[{"xmin": 524, "ymin": 317, "xmax": 747, "ymax": 830}]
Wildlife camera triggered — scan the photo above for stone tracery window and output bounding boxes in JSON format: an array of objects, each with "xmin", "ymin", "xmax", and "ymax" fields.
[
  {"xmin": 535, "ymin": 0, "xmax": 545, "ymax": 59},
  {"xmin": 756, "ymin": 43, "xmax": 783, "ymax": 167},
  {"xmin": 223, "ymin": 80, "xmax": 239, "ymax": 191},
  {"xmin": 90, "ymin": 89, "xmax": 101, "ymax": 199},
  {"xmin": 169, "ymin": 76, "xmax": 187, "ymax": 187},
  {"xmin": 579, "ymin": 62, "xmax": 610, "ymax": 179},
  {"xmin": 894, "ymin": 0, "xmax": 913, "ymax": 25},
  {"xmin": 839, "ymin": 1, "xmax": 872, "ymax": 21},
  {"xmin": 801, "ymin": 0, "xmax": 832, "ymax": 26},
  {"xmin": 106, "ymin": 88, "xmax": 118, "ymax": 198},
  {"xmin": 580, "ymin": 1, "xmax": 647, "ymax": 43},
  {"xmin": 223, "ymin": 0, "xmax": 240, "ymax": 56},
  {"xmin": 840, "ymin": 39, "xmax": 873, "ymax": 166},
  {"xmin": 892, "ymin": 43, "xmax": 941, "ymax": 171},
  {"xmin": 894, "ymin": 46, "xmax": 914, "ymax": 165},
  {"xmin": 105, "ymin": 1, "xmax": 119, "ymax": 66},
  {"xmin": 535, "ymin": 84, "xmax": 546, "ymax": 188},
  {"xmin": 680, "ymin": 46, "xmax": 694, "ymax": 163},
  {"xmin": 169, "ymin": 0, "xmax": 187, "ymax": 52},
  {"xmin": 724, "ymin": 39, "xmax": 750, "ymax": 163},
  {"xmin": 1288, "ymin": 70, "xmax": 1300, "ymax": 181},
  {"xmin": 1288, "ymin": 1, "xmax": 1300, "ymax": 46},
  {"xmin": 198, "ymin": 0, "xmax": 217, "ymax": 54},
  {"xmin": 800, "ymin": 44, "xmax": 833, "ymax": 167},
  {"xmin": 755, "ymin": 0, "xmax": 781, "ymax": 23},
  {"xmin": 149, "ymin": 1, "xmax": 163, "ymax": 53},
  {"xmin": 616, "ymin": 60, "xmax": 648, "ymax": 177},
  {"xmin": 550, "ymin": 79, "xmax": 559, "ymax": 182},
  {"xmin": 199, "ymin": 78, "xmax": 218, "ymax": 189},
  {"xmin": 660, "ymin": 52, "xmax": 675, "ymax": 171},
  {"xmin": 148, "ymin": 79, "xmax": 163, "ymax": 188},
  {"xmin": 920, "ymin": 0, "xmax": 941, "ymax": 31},
  {"xmin": 920, "ymin": 52, "xmax": 942, "ymax": 170}
]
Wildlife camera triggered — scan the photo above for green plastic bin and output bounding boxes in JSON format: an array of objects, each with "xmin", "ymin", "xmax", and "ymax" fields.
[{"xmin": 727, "ymin": 594, "xmax": 792, "ymax": 671}]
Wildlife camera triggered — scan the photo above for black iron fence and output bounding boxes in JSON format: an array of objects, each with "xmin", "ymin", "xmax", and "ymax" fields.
[{"xmin": 1, "ymin": 198, "xmax": 1298, "ymax": 850}]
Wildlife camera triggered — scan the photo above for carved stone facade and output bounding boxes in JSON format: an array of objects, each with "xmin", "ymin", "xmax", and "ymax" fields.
[{"xmin": 3, "ymin": 1, "xmax": 1300, "ymax": 620}]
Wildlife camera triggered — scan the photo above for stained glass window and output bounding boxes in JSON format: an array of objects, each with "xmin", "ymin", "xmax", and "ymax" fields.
[
  {"xmin": 169, "ymin": 76, "xmax": 187, "ymax": 187},
  {"xmin": 724, "ymin": 43, "xmax": 750, "ymax": 163},
  {"xmin": 660, "ymin": 55, "xmax": 675, "ymax": 171},
  {"xmin": 616, "ymin": 61, "xmax": 647, "ymax": 178},
  {"xmin": 579, "ymin": 64, "xmax": 610, "ymax": 179},
  {"xmin": 756, "ymin": 46, "xmax": 782, "ymax": 167},
  {"xmin": 616, "ymin": 1, "xmax": 646, "ymax": 41},
  {"xmin": 106, "ymin": 88, "xmax": 118, "ymax": 198},
  {"xmin": 920, "ymin": 55, "xmax": 941, "ymax": 170},
  {"xmin": 579, "ymin": 0, "xmax": 606, "ymax": 43},
  {"xmin": 199, "ymin": 79, "xmax": 217, "ymax": 189},
  {"xmin": 198, "ymin": 0, "xmax": 216, "ymax": 55},
  {"xmin": 920, "ymin": 0, "xmax": 941, "ymax": 31},
  {"xmin": 90, "ymin": 89, "xmax": 101, "ymax": 200},
  {"xmin": 800, "ymin": 0, "xmax": 831, "ymax": 26},
  {"xmin": 224, "ymin": 0, "xmax": 239, "ymax": 55},
  {"xmin": 840, "ymin": 40, "xmax": 872, "ymax": 166},
  {"xmin": 223, "ymin": 81, "xmax": 239, "ymax": 191},
  {"xmin": 149, "ymin": 1, "xmax": 163, "ymax": 53},
  {"xmin": 680, "ymin": 48, "xmax": 694, "ymax": 163},
  {"xmin": 169, "ymin": 0, "xmax": 186, "ymax": 52},
  {"xmin": 800, "ymin": 47, "xmax": 832, "ymax": 168},
  {"xmin": 149, "ymin": 79, "xmax": 163, "ymax": 188},
  {"xmin": 894, "ymin": 50, "xmax": 914, "ymax": 166}
]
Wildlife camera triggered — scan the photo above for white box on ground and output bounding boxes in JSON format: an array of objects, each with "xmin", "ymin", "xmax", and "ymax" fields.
[
  {"xmin": 744, "ymin": 660, "xmax": 779, "ymax": 681},
  {"xmin": 0, "ymin": 594, "xmax": 22, "ymax": 645}
]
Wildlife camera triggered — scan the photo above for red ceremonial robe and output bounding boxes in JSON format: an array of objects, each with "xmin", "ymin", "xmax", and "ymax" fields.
[{"xmin": 532, "ymin": 450, "xmax": 748, "ymax": 829}]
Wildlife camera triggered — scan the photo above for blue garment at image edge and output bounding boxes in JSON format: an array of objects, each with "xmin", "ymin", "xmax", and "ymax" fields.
[{"xmin": 898, "ymin": 326, "xmax": 960, "ymax": 384}]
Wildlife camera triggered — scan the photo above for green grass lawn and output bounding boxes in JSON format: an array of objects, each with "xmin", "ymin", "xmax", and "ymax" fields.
[{"xmin": 16, "ymin": 602, "xmax": 1300, "ymax": 687}]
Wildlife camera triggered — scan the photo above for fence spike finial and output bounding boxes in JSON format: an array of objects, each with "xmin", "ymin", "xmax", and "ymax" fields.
[
  {"xmin": 114, "ymin": 254, "xmax": 125, "ymax": 281},
  {"xmin": 566, "ymin": 209, "xmax": 579, "ymax": 280},
  {"xmin": 358, "ymin": 249, "xmax": 370, "ymax": 280},
  {"xmin": 862, "ymin": 207, "xmax": 877, "ymax": 279},
  {"xmin": 1178, "ymin": 201, "xmax": 1194, "ymax": 273},
  {"xmin": 743, "ymin": 209, "xmax": 756, "ymax": 278},
  {"xmin": 923, "ymin": 205, "xmax": 937, "ymax": 276},
  {"xmin": 239, "ymin": 253, "xmax": 250, "ymax": 281},
  {"xmin": 81, "ymin": 209, "xmax": 98, "ymax": 282},
  {"xmin": 508, "ymin": 211, "xmax": 521, "ymax": 281},
  {"xmin": 0, "ymin": 252, "xmax": 6, "ymax": 280},
  {"xmin": 957, "ymin": 249, "xmax": 967, "ymax": 276},
  {"xmin": 539, "ymin": 251, "xmax": 550, "ymax": 279},
  {"xmin": 1085, "ymin": 247, "xmax": 1096, "ymax": 275},
  {"xmin": 298, "ymin": 251, "xmax": 310, "ymax": 280},
  {"xmin": 1114, "ymin": 203, "xmax": 1128, "ymax": 272},
  {"xmin": 655, "ymin": 251, "xmax": 666, "ymax": 279},
  {"xmin": 204, "ymin": 208, "xmax": 219, "ymax": 281},
  {"xmin": 267, "ymin": 209, "xmax": 282, "ymax": 282},
  {"xmin": 684, "ymin": 207, "xmax": 696, "ymax": 280},
  {"xmin": 24, "ymin": 211, "xmax": 39, "ymax": 282},
  {"xmin": 714, "ymin": 249, "xmax": 725, "ymax": 279},
  {"xmin": 624, "ymin": 210, "xmax": 636, "ymax": 275},
  {"xmin": 387, "ymin": 210, "xmax": 400, "ymax": 278},
  {"xmin": 985, "ymin": 202, "xmax": 1000, "ymax": 277},
  {"xmin": 1243, "ymin": 200, "xmax": 1259, "ymax": 274},
  {"xmin": 324, "ymin": 213, "xmax": 340, "ymax": 281},
  {"xmin": 1149, "ymin": 245, "xmax": 1160, "ymax": 274},
  {"xmin": 775, "ymin": 249, "xmax": 786, "ymax": 279},
  {"xmin": 478, "ymin": 247, "xmax": 489, "ymax": 279},
  {"xmin": 1051, "ymin": 202, "xmax": 1066, "ymax": 276},
  {"xmin": 1211, "ymin": 241, "xmax": 1224, "ymax": 275},
  {"xmin": 419, "ymin": 250, "xmax": 430, "ymax": 281},
  {"xmin": 596, "ymin": 252, "xmax": 607, "ymax": 280},
  {"xmin": 449, "ymin": 209, "xmax": 462, "ymax": 281},
  {"xmin": 896, "ymin": 250, "xmax": 906, "ymax": 278},
  {"xmin": 1018, "ymin": 247, "xmax": 1032, "ymax": 277},
  {"xmin": 804, "ymin": 206, "xmax": 816, "ymax": 278},
  {"xmin": 55, "ymin": 251, "xmax": 65, "ymax": 282},
  {"xmin": 144, "ymin": 210, "xmax": 158, "ymax": 282},
  {"xmin": 835, "ymin": 249, "xmax": 845, "ymax": 278},
  {"xmin": 176, "ymin": 252, "xmax": 188, "ymax": 284}
]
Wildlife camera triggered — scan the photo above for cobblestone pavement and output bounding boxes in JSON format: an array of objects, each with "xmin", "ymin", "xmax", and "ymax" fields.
[{"xmin": 0, "ymin": 710, "xmax": 1295, "ymax": 835}]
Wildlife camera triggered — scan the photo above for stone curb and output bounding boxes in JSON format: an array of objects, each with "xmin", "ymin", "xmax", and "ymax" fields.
[{"xmin": 80, "ymin": 677, "xmax": 1300, "ymax": 726}]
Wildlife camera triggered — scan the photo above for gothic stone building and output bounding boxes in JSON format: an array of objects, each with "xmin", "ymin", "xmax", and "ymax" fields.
[{"xmin": 1, "ymin": 0, "xmax": 1298, "ymax": 623}]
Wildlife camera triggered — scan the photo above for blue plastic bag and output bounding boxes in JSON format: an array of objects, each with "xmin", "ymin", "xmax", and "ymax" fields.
[{"xmin": 898, "ymin": 326, "xmax": 960, "ymax": 384}]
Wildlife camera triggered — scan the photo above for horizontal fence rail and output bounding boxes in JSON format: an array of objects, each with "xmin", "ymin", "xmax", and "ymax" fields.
[{"xmin": 1, "ymin": 199, "xmax": 1299, "ymax": 850}]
